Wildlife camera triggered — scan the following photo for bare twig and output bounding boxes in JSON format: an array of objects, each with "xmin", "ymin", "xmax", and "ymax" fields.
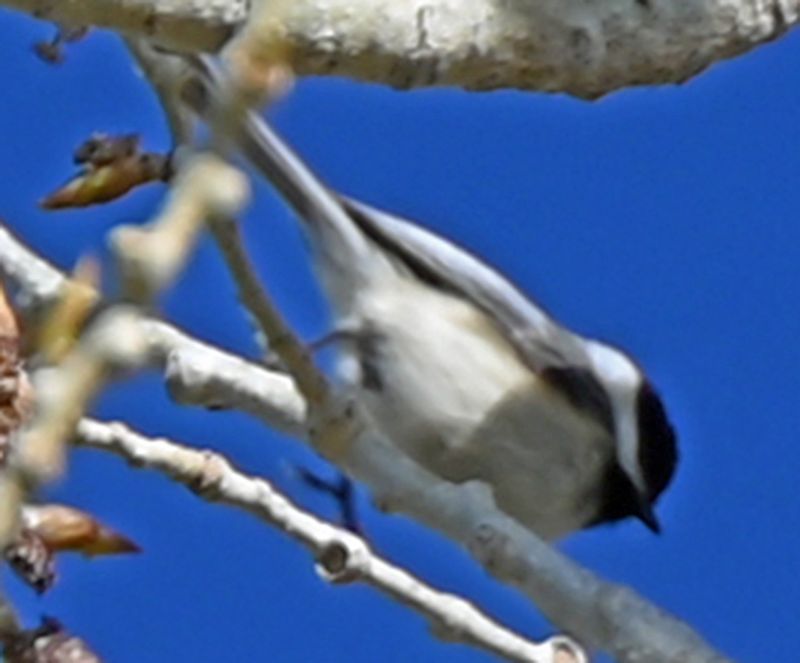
[
  {"xmin": 205, "ymin": 214, "xmax": 358, "ymax": 463},
  {"xmin": 130, "ymin": 43, "xmax": 356, "ymax": 462},
  {"xmin": 207, "ymin": 216, "xmax": 327, "ymax": 408},
  {"xmin": 73, "ymin": 417, "xmax": 583, "ymax": 663},
  {"xmin": 126, "ymin": 39, "xmax": 196, "ymax": 147}
]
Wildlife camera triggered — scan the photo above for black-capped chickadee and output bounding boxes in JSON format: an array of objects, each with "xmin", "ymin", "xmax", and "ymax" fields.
[{"xmin": 187, "ymin": 61, "xmax": 678, "ymax": 540}]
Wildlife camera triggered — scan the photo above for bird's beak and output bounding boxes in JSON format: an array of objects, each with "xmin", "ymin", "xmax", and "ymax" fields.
[{"xmin": 636, "ymin": 499, "xmax": 662, "ymax": 534}]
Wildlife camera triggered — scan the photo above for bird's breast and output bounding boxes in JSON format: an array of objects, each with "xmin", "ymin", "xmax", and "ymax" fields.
[{"xmin": 335, "ymin": 276, "xmax": 615, "ymax": 538}]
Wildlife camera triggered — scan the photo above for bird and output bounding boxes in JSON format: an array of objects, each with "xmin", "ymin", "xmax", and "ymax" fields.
[{"xmin": 187, "ymin": 59, "xmax": 679, "ymax": 540}]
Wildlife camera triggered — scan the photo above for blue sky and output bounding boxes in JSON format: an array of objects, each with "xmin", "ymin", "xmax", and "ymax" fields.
[{"xmin": 1, "ymin": 10, "xmax": 799, "ymax": 662}]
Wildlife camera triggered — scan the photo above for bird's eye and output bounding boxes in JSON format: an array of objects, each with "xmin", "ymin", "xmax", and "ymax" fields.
[{"xmin": 636, "ymin": 381, "xmax": 678, "ymax": 502}]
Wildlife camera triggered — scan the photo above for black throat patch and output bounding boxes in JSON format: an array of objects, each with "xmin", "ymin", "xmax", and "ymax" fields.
[
  {"xmin": 587, "ymin": 379, "xmax": 678, "ymax": 533},
  {"xmin": 635, "ymin": 380, "xmax": 678, "ymax": 503}
]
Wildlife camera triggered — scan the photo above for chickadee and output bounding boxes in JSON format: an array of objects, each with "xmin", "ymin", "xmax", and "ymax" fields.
[{"xmin": 187, "ymin": 60, "xmax": 678, "ymax": 540}]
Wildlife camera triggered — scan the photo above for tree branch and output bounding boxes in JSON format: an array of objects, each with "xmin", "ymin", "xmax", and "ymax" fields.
[
  {"xmin": 73, "ymin": 417, "xmax": 584, "ymax": 663},
  {"xmin": 3, "ymin": 0, "xmax": 799, "ymax": 96},
  {"xmin": 0, "ymin": 223, "xmax": 307, "ymax": 436},
  {"xmin": 0, "ymin": 220, "xmax": 732, "ymax": 663},
  {"xmin": 207, "ymin": 214, "xmax": 329, "ymax": 409},
  {"xmin": 205, "ymin": 210, "xmax": 359, "ymax": 464}
]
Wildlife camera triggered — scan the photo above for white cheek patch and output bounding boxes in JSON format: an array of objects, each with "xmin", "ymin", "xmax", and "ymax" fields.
[
  {"xmin": 612, "ymin": 391, "xmax": 646, "ymax": 492},
  {"xmin": 585, "ymin": 341, "xmax": 646, "ymax": 491}
]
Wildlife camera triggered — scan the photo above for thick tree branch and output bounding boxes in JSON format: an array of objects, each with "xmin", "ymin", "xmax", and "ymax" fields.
[
  {"xmin": 239, "ymin": 0, "xmax": 799, "ymax": 97},
  {"xmin": 3, "ymin": 0, "xmax": 799, "ymax": 96},
  {"xmin": 73, "ymin": 417, "xmax": 584, "ymax": 663}
]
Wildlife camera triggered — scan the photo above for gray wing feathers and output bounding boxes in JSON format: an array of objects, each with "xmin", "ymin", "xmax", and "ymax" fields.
[
  {"xmin": 339, "ymin": 199, "xmax": 614, "ymax": 433},
  {"xmin": 339, "ymin": 197, "xmax": 592, "ymax": 371}
]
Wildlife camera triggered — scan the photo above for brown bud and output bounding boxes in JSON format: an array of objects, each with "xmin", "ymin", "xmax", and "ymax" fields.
[
  {"xmin": 21, "ymin": 504, "xmax": 140, "ymax": 557},
  {"xmin": 41, "ymin": 134, "xmax": 170, "ymax": 209}
]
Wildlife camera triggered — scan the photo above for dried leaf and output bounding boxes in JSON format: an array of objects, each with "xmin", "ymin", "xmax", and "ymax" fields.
[{"xmin": 6, "ymin": 505, "xmax": 138, "ymax": 593}]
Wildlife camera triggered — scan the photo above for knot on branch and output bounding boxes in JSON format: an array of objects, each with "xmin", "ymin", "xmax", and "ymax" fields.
[
  {"xmin": 468, "ymin": 522, "xmax": 503, "ymax": 565},
  {"xmin": 185, "ymin": 451, "xmax": 227, "ymax": 500},
  {"xmin": 467, "ymin": 522, "xmax": 524, "ymax": 581},
  {"xmin": 315, "ymin": 537, "xmax": 368, "ymax": 584},
  {"xmin": 164, "ymin": 349, "xmax": 215, "ymax": 405},
  {"xmin": 549, "ymin": 636, "xmax": 589, "ymax": 663}
]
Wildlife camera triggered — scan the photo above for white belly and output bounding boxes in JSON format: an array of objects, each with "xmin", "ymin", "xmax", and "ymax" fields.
[{"xmin": 337, "ymin": 276, "xmax": 613, "ymax": 539}]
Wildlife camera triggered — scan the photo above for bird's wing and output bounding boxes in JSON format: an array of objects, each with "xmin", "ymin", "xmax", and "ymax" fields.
[
  {"xmin": 339, "ymin": 198, "xmax": 616, "ymax": 434},
  {"xmin": 339, "ymin": 197, "xmax": 585, "ymax": 366}
]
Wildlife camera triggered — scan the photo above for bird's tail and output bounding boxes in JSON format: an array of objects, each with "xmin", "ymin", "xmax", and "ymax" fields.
[{"xmin": 184, "ymin": 56, "xmax": 385, "ymax": 288}]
